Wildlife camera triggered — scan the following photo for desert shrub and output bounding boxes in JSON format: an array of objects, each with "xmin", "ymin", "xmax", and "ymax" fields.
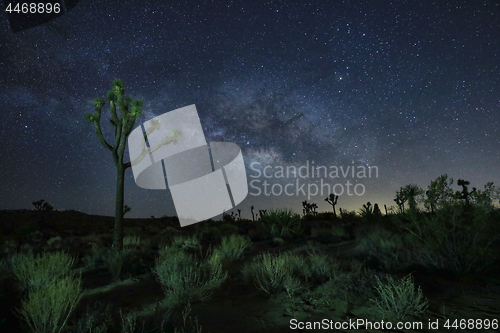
[
  {"xmin": 358, "ymin": 202, "xmax": 383, "ymax": 223},
  {"xmin": 170, "ymin": 234, "xmax": 202, "ymax": 253},
  {"xmin": 221, "ymin": 211, "xmax": 238, "ymax": 223},
  {"xmin": 315, "ymin": 212, "xmax": 336, "ymax": 220},
  {"xmin": 122, "ymin": 250, "xmax": 156, "ymax": 278},
  {"xmin": 82, "ymin": 234, "xmax": 105, "ymax": 247},
  {"xmin": 15, "ymin": 273, "xmax": 82, "ymax": 333},
  {"xmin": 119, "ymin": 308, "xmax": 172, "ymax": 333},
  {"xmin": 19, "ymin": 243, "xmax": 33, "ymax": 253},
  {"xmin": 7, "ymin": 250, "xmax": 76, "ymax": 291},
  {"xmin": 85, "ymin": 238, "xmax": 150, "ymax": 279},
  {"xmin": 201, "ymin": 225, "xmax": 221, "ymax": 239},
  {"xmin": 123, "ymin": 235, "xmax": 142, "ymax": 248},
  {"xmin": 213, "ymin": 234, "xmax": 252, "ymax": 262},
  {"xmin": 123, "ymin": 235, "xmax": 151, "ymax": 251},
  {"xmin": 393, "ymin": 203, "xmax": 500, "ymax": 274},
  {"xmin": 82, "ymin": 243, "xmax": 109, "ymax": 268},
  {"xmin": 330, "ymin": 225, "xmax": 348, "ymax": 239},
  {"xmin": 339, "ymin": 209, "xmax": 358, "ymax": 221},
  {"xmin": 391, "ymin": 207, "xmax": 452, "ymax": 246},
  {"xmin": 106, "ymin": 248, "xmax": 142, "ymax": 280},
  {"xmin": 409, "ymin": 232, "xmax": 497, "ymax": 275},
  {"xmin": 1, "ymin": 239, "xmax": 18, "ymax": 255},
  {"xmin": 172, "ymin": 303, "xmax": 203, "ymax": 333},
  {"xmin": 218, "ymin": 223, "xmax": 240, "ymax": 236},
  {"xmin": 242, "ymin": 251, "xmax": 308, "ymax": 295},
  {"xmin": 46, "ymin": 236, "xmax": 62, "ymax": 249},
  {"xmin": 242, "ymin": 252, "xmax": 292, "ymax": 295},
  {"xmin": 260, "ymin": 208, "xmax": 302, "ymax": 236},
  {"xmin": 119, "ymin": 309, "xmax": 142, "ymax": 333},
  {"xmin": 70, "ymin": 301, "xmax": 112, "ymax": 333},
  {"xmin": 153, "ymin": 249, "xmax": 228, "ymax": 307},
  {"xmin": 370, "ymin": 273, "xmax": 428, "ymax": 322},
  {"xmin": 354, "ymin": 228, "xmax": 416, "ymax": 272},
  {"xmin": 286, "ymin": 252, "xmax": 312, "ymax": 282},
  {"xmin": 158, "ymin": 244, "xmax": 184, "ymax": 263},
  {"xmin": 305, "ymin": 260, "xmax": 379, "ymax": 307},
  {"xmin": 307, "ymin": 250, "xmax": 340, "ymax": 283},
  {"xmin": 82, "ymin": 244, "xmax": 136, "ymax": 279},
  {"xmin": 302, "ymin": 279, "xmax": 338, "ymax": 310}
]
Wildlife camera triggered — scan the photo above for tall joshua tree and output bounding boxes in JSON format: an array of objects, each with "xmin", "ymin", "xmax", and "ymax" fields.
[{"xmin": 85, "ymin": 78, "xmax": 181, "ymax": 251}]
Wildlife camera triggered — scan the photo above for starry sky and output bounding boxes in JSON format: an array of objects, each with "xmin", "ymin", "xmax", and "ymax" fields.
[{"xmin": 1, "ymin": 0, "xmax": 499, "ymax": 220}]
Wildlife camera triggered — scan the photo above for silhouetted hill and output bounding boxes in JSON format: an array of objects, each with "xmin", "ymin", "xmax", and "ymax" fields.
[{"xmin": 0, "ymin": 209, "xmax": 179, "ymax": 242}]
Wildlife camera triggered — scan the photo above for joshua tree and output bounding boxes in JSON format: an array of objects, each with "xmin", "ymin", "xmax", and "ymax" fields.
[
  {"xmin": 32, "ymin": 199, "xmax": 54, "ymax": 211},
  {"xmin": 85, "ymin": 78, "xmax": 182, "ymax": 251},
  {"xmin": 455, "ymin": 179, "xmax": 476, "ymax": 207},
  {"xmin": 302, "ymin": 200, "xmax": 318, "ymax": 217},
  {"xmin": 394, "ymin": 191, "xmax": 407, "ymax": 212},
  {"xmin": 324, "ymin": 193, "xmax": 339, "ymax": 218}
]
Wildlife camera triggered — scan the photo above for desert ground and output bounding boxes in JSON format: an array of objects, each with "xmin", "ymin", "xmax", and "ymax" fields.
[{"xmin": 0, "ymin": 206, "xmax": 498, "ymax": 333}]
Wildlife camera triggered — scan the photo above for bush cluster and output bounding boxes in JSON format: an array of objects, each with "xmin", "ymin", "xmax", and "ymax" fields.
[
  {"xmin": 153, "ymin": 247, "xmax": 228, "ymax": 307},
  {"xmin": 5, "ymin": 250, "xmax": 82, "ymax": 333}
]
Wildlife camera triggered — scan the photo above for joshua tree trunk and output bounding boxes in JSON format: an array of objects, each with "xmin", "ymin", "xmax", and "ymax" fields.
[{"xmin": 113, "ymin": 165, "xmax": 125, "ymax": 251}]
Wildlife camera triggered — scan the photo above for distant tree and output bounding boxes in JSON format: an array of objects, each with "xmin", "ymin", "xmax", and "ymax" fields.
[
  {"xmin": 85, "ymin": 78, "xmax": 182, "ymax": 251},
  {"xmin": 470, "ymin": 182, "xmax": 500, "ymax": 207},
  {"xmin": 359, "ymin": 202, "xmax": 373, "ymax": 220},
  {"xmin": 32, "ymin": 199, "xmax": 54, "ymax": 211},
  {"xmin": 394, "ymin": 184, "xmax": 424, "ymax": 212},
  {"xmin": 302, "ymin": 200, "xmax": 318, "ymax": 217},
  {"xmin": 454, "ymin": 179, "xmax": 476, "ymax": 207},
  {"xmin": 394, "ymin": 190, "xmax": 407, "ymax": 212},
  {"xmin": 123, "ymin": 205, "xmax": 131, "ymax": 216},
  {"xmin": 324, "ymin": 193, "xmax": 339, "ymax": 218},
  {"xmin": 424, "ymin": 174, "xmax": 455, "ymax": 213},
  {"xmin": 404, "ymin": 184, "xmax": 424, "ymax": 211}
]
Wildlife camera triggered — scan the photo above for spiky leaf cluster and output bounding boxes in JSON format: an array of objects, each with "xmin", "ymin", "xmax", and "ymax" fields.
[
  {"xmin": 106, "ymin": 90, "xmax": 117, "ymax": 102},
  {"xmin": 85, "ymin": 78, "xmax": 143, "ymax": 138}
]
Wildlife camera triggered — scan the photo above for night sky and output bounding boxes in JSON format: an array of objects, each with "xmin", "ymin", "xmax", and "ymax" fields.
[{"xmin": 1, "ymin": 0, "xmax": 499, "ymax": 220}]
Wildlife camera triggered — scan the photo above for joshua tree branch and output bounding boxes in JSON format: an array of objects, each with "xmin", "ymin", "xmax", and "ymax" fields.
[
  {"xmin": 110, "ymin": 101, "xmax": 119, "ymax": 127},
  {"xmin": 93, "ymin": 120, "xmax": 113, "ymax": 151}
]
